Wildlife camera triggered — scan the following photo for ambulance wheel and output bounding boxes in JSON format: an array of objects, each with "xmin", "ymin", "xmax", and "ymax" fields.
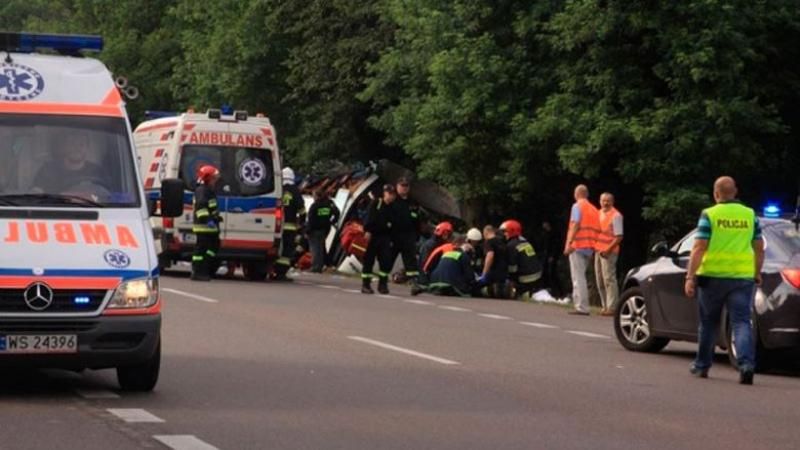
[
  {"xmin": 117, "ymin": 340, "xmax": 160, "ymax": 392},
  {"xmin": 243, "ymin": 262, "xmax": 268, "ymax": 281}
]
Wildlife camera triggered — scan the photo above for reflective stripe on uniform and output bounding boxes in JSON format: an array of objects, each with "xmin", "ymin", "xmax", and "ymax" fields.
[
  {"xmin": 193, "ymin": 226, "xmax": 219, "ymax": 233},
  {"xmin": 284, "ymin": 223, "xmax": 299, "ymax": 231},
  {"xmin": 406, "ymin": 271, "xmax": 420, "ymax": 276},
  {"xmin": 276, "ymin": 257, "xmax": 291, "ymax": 266},
  {"xmin": 192, "ymin": 255, "xmax": 204, "ymax": 262},
  {"xmin": 518, "ymin": 272, "xmax": 542, "ymax": 284},
  {"xmin": 362, "ymin": 273, "xmax": 373, "ymax": 279}
]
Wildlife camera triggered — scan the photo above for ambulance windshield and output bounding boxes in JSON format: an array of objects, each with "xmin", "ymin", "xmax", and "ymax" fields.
[
  {"xmin": 180, "ymin": 145, "xmax": 275, "ymax": 196},
  {"xmin": 0, "ymin": 114, "xmax": 140, "ymax": 207}
]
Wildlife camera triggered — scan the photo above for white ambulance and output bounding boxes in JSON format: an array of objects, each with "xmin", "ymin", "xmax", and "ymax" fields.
[
  {"xmin": 0, "ymin": 33, "xmax": 184, "ymax": 390},
  {"xmin": 133, "ymin": 109, "xmax": 283, "ymax": 280}
]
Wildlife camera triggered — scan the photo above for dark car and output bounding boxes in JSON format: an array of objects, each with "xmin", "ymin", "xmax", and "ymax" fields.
[{"xmin": 614, "ymin": 217, "xmax": 800, "ymax": 369}]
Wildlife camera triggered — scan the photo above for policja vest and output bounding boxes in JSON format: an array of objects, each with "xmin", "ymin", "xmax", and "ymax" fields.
[
  {"xmin": 569, "ymin": 198, "xmax": 600, "ymax": 250},
  {"xmin": 595, "ymin": 207, "xmax": 622, "ymax": 254},
  {"xmin": 696, "ymin": 202, "xmax": 756, "ymax": 280}
]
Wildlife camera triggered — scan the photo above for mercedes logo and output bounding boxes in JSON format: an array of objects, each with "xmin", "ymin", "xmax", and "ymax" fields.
[{"xmin": 24, "ymin": 282, "xmax": 54, "ymax": 311}]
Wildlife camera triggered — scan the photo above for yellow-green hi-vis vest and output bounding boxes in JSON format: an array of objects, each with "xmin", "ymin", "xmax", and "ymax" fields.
[{"xmin": 696, "ymin": 203, "xmax": 757, "ymax": 279}]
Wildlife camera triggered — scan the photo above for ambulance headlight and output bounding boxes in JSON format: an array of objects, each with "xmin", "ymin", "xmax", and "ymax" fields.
[{"xmin": 107, "ymin": 278, "xmax": 159, "ymax": 309}]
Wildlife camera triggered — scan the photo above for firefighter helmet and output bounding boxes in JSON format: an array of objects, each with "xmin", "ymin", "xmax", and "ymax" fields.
[
  {"xmin": 197, "ymin": 164, "xmax": 220, "ymax": 185},
  {"xmin": 434, "ymin": 221, "xmax": 454, "ymax": 238},
  {"xmin": 499, "ymin": 220, "xmax": 523, "ymax": 239}
]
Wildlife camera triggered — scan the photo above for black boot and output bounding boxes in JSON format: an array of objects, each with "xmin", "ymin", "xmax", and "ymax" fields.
[
  {"xmin": 361, "ymin": 277, "xmax": 374, "ymax": 294},
  {"xmin": 378, "ymin": 277, "xmax": 389, "ymax": 295},
  {"xmin": 191, "ymin": 261, "xmax": 210, "ymax": 281}
]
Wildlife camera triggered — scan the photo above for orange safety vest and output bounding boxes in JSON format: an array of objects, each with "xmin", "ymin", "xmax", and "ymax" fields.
[
  {"xmin": 424, "ymin": 243, "xmax": 456, "ymax": 273},
  {"xmin": 596, "ymin": 207, "xmax": 622, "ymax": 253},
  {"xmin": 570, "ymin": 198, "xmax": 600, "ymax": 250}
]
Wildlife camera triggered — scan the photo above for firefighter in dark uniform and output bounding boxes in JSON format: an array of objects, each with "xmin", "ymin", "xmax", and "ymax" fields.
[
  {"xmin": 191, "ymin": 165, "xmax": 222, "ymax": 281},
  {"xmin": 391, "ymin": 177, "xmax": 421, "ymax": 283},
  {"xmin": 275, "ymin": 167, "xmax": 305, "ymax": 280},
  {"xmin": 362, "ymin": 184, "xmax": 396, "ymax": 294},
  {"xmin": 501, "ymin": 220, "xmax": 543, "ymax": 300}
]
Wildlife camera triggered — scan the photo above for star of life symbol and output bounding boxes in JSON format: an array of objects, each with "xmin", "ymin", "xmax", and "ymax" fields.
[
  {"xmin": 0, "ymin": 62, "xmax": 45, "ymax": 101},
  {"xmin": 104, "ymin": 249, "xmax": 131, "ymax": 269},
  {"xmin": 239, "ymin": 158, "xmax": 266, "ymax": 186}
]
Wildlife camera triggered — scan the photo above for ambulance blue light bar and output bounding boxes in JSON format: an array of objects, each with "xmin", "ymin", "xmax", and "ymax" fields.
[
  {"xmin": 0, "ymin": 32, "xmax": 103, "ymax": 52},
  {"xmin": 763, "ymin": 204, "xmax": 782, "ymax": 218}
]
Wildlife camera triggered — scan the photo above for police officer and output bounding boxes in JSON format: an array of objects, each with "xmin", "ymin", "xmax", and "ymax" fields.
[
  {"xmin": 306, "ymin": 189, "xmax": 341, "ymax": 273},
  {"xmin": 391, "ymin": 177, "xmax": 422, "ymax": 283},
  {"xmin": 501, "ymin": 220, "xmax": 543, "ymax": 300},
  {"xmin": 362, "ymin": 185, "xmax": 396, "ymax": 294},
  {"xmin": 275, "ymin": 167, "xmax": 305, "ymax": 280},
  {"xmin": 191, "ymin": 165, "xmax": 222, "ymax": 281},
  {"xmin": 685, "ymin": 176, "xmax": 764, "ymax": 385}
]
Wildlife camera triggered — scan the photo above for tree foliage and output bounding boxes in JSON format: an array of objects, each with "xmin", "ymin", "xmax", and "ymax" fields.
[{"xmin": 3, "ymin": 0, "xmax": 800, "ymax": 264}]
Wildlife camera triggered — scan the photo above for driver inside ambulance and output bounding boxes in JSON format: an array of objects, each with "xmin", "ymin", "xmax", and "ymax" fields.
[{"xmin": 33, "ymin": 132, "xmax": 104, "ymax": 194}]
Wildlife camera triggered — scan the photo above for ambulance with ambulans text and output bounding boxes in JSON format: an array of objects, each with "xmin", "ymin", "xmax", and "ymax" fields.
[
  {"xmin": 133, "ymin": 108, "xmax": 283, "ymax": 280},
  {"xmin": 0, "ymin": 33, "xmax": 185, "ymax": 391}
]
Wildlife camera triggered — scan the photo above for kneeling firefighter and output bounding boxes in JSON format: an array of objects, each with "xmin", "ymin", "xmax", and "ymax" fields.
[
  {"xmin": 191, "ymin": 165, "xmax": 222, "ymax": 281},
  {"xmin": 501, "ymin": 220, "xmax": 543, "ymax": 299},
  {"xmin": 428, "ymin": 240, "xmax": 475, "ymax": 297}
]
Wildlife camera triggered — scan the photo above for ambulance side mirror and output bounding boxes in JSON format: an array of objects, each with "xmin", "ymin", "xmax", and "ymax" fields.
[{"xmin": 160, "ymin": 178, "xmax": 185, "ymax": 218}]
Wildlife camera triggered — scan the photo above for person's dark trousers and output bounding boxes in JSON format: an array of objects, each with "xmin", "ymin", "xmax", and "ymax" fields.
[
  {"xmin": 694, "ymin": 277, "xmax": 756, "ymax": 372},
  {"xmin": 308, "ymin": 230, "xmax": 328, "ymax": 273},
  {"xmin": 362, "ymin": 235, "xmax": 392, "ymax": 292},
  {"xmin": 392, "ymin": 232, "xmax": 419, "ymax": 279},
  {"xmin": 192, "ymin": 233, "xmax": 220, "ymax": 281},
  {"xmin": 514, "ymin": 279, "xmax": 542, "ymax": 299},
  {"xmin": 274, "ymin": 229, "xmax": 297, "ymax": 279}
]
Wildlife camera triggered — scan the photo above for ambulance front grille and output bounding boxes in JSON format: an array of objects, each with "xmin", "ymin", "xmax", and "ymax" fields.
[{"xmin": 0, "ymin": 289, "xmax": 107, "ymax": 313}]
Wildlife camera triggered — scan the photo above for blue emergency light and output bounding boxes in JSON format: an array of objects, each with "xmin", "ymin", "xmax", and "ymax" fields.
[
  {"xmin": 763, "ymin": 204, "xmax": 782, "ymax": 218},
  {"xmin": 0, "ymin": 32, "xmax": 103, "ymax": 53},
  {"xmin": 73, "ymin": 296, "xmax": 91, "ymax": 305}
]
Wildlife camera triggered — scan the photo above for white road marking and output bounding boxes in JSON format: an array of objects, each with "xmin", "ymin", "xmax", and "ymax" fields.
[
  {"xmin": 438, "ymin": 305, "xmax": 472, "ymax": 312},
  {"xmin": 154, "ymin": 435, "xmax": 219, "ymax": 450},
  {"xmin": 318, "ymin": 284, "xmax": 339, "ymax": 289},
  {"xmin": 343, "ymin": 289, "xmax": 362, "ymax": 294},
  {"xmin": 107, "ymin": 408, "xmax": 164, "ymax": 423},
  {"xmin": 378, "ymin": 294, "xmax": 403, "ymax": 300},
  {"xmin": 519, "ymin": 321, "xmax": 559, "ymax": 329},
  {"xmin": 404, "ymin": 299, "xmax": 433, "ymax": 305},
  {"xmin": 162, "ymin": 288, "xmax": 219, "ymax": 303},
  {"xmin": 565, "ymin": 330, "xmax": 610, "ymax": 339},
  {"xmin": 478, "ymin": 313, "xmax": 512, "ymax": 320},
  {"xmin": 348, "ymin": 336, "xmax": 460, "ymax": 365},
  {"xmin": 75, "ymin": 389, "xmax": 120, "ymax": 399}
]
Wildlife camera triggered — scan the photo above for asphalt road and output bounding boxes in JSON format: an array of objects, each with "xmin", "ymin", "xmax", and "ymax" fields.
[{"xmin": 2, "ymin": 270, "xmax": 799, "ymax": 450}]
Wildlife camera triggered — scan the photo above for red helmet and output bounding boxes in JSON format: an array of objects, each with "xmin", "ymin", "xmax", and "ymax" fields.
[
  {"xmin": 499, "ymin": 220, "xmax": 522, "ymax": 239},
  {"xmin": 434, "ymin": 221, "xmax": 454, "ymax": 238},
  {"xmin": 197, "ymin": 164, "xmax": 220, "ymax": 184}
]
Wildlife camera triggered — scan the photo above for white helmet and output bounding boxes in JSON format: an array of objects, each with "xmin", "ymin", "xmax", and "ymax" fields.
[
  {"xmin": 467, "ymin": 228, "xmax": 482, "ymax": 242},
  {"xmin": 282, "ymin": 167, "xmax": 295, "ymax": 185}
]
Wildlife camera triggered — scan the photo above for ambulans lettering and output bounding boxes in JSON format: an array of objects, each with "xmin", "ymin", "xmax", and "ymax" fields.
[
  {"xmin": 0, "ymin": 62, "xmax": 45, "ymax": 101},
  {"xmin": 188, "ymin": 132, "xmax": 264, "ymax": 148},
  {"xmin": 2, "ymin": 222, "xmax": 140, "ymax": 248}
]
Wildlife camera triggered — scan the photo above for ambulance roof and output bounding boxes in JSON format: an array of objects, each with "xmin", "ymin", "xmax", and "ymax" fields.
[{"xmin": 1, "ymin": 52, "xmax": 116, "ymax": 105}]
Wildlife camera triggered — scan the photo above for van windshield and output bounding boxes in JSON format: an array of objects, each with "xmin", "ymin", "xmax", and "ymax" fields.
[
  {"xmin": 180, "ymin": 145, "xmax": 275, "ymax": 196},
  {"xmin": 0, "ymin": 114, "xmax": 140, "ymax": 207}
]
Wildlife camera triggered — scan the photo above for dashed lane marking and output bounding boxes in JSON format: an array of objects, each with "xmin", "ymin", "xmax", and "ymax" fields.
[
  {"xmin": 378, "ymin": 294, "xmax": 404, "ymax": 300},
  {"xmin": 343, "ymin": 289, "xmax": 362, "ymax": 294},
  {"xmin": 404, "ymin": 299, "xmax": 434, "ymax": 305},
  {"xmin": 348, "ymin": 336, "xmax": 460, "ymax": 366},
  {"xmin": 565, "ymin": 330, "xmax": 611, "ymax": 339},
  {"xmin": 162, "ymin": 288, "xmax": 219, "ymax": 303},
  {"xmin": 107, "ymin": 408, "xmax": 165, "ymax": 423},
  {"xmin": 519, "ymin": 321, "xmax": 559, "ymax": 329},
  {"xmin": 478, "ymin": 313, "xmax": 512, "ymax": 320},
  {"xmin": 318, "ymin": 284, "xmax": 339, "ymax": 289},
  {"xmin": 153, "ymin": 435, "xmax": 219, "ymax": 450},
  {"xmin": 75, "ymin": 389, "xmax": 120, "ymax": 399},
  {"xmin": 438, "ymin": 305, "xmax": 472, "ymax": 312}
]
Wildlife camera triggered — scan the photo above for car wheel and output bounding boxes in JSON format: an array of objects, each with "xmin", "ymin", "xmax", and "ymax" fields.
[
  {"xmin": 726, "ymin": 315, "xmax": 770, "ymax": 372},
  {"xmin": 614, "ymin": 287, "xmax": 669, "ymax": 353},
  {"xmin": 243, "ymin": 261, "xmax": 268, "ymax": 281},
  {"xmin": 117, "ymin": 340, "xmax": 160, "ymax": 392}
]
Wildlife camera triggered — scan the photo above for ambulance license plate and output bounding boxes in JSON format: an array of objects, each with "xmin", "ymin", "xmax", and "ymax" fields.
[
  {"xmin": 0, "ymin": 335, "xmax": 77, "ymax": 354},
  {"xmin": 182, "ymin": 233, "xmax": 197, "ymax": 244}
]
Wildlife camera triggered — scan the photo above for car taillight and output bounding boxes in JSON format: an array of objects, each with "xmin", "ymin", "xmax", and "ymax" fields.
[
  {"xmin": 162, "ymin": 217, "xmax": 174, "ymax": 229},
  {"xmin": 781, "ymin": 269, "xmax": 800, "ymax": 289},
  {"xmin": 274, "ymin": 200, "xmax": 283, "ymax": 234}
]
